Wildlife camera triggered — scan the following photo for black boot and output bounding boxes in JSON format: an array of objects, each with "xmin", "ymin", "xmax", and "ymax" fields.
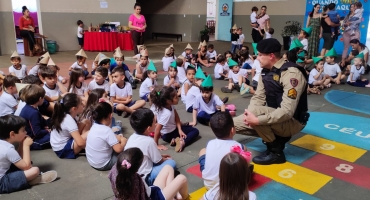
[
  {"xmin": 252, "ymin": 140, "xmax": 286, "ymax": 165},
  {"xmin": 260, "ymin": 140, "xmax": 271, "ymax": 157},
  {"xmin": 275, "ymin": 135, "xmax": 291, "ymax": 150}
]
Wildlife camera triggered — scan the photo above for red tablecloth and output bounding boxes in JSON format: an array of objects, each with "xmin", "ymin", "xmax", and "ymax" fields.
[
  {"xmin": 84, "ymin": 32, "xmax": 118, "ymax": 51},
  {"xmin": 117, "ymin": 33, "xmax": 134, "ymax": 50}
]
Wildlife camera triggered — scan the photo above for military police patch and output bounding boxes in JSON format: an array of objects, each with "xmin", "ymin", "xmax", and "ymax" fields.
[
  {"xmin": 287, "ymin": 88, "xmax": 297, "ymax": 99},
  {"xmin": 290, "ymin": 78, "xmax": 299, "ymax": 87},
  {"xmin": 273, "ymin": 74, "xmax": 280, "ymax": 81}
]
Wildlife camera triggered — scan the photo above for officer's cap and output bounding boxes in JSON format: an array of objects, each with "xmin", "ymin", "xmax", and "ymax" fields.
[{"xmin": 257, "ymin": 38, "xmax": 281, "ymax": 54}]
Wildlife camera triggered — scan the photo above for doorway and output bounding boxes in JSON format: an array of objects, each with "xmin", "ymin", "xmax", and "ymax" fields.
[
  {"xmin": 207, "ymin": 0, "xmax": 217, "ymax": 41},
  {"xmin": 11, "ymin": 0, "xmax": 39, "ymax": 55}
]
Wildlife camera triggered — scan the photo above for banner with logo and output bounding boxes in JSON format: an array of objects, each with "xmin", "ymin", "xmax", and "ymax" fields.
[
  {"xmin": 304, "ymin": 0, "xmax": 369, "ymax": 55},
  {"xmin": 216, "ymin": 0, "xmax": 233, "ymax": 41}
]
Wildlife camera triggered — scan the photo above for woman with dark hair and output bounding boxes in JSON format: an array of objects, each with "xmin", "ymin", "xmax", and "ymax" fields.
[
  {"xmin": 250, "ymin": 5, "xmax": 270, "ymax": 43},
  {"xmin": 128, "ymin": 3, "xmax": 147, "ymax": 55},
  {"xmin": 306, "ymin": 4, "xmax": 322, "ymax": 58},
  {"xmin": 348, "ymin": 39, "xmax": 369, "ymax": 72},
  {"xmin": 19, "ymin": 6, "xmax": 36, "ymax": 55},
  {"xmin": 341, "ymin": 3, "xmax": 361, "ymax": 63},
  {"xmin": 320, "ymin": 5, "xmax": 340, "ymax": 56}
]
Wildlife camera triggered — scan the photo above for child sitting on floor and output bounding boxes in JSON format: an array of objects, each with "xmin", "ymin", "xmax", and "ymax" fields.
[
  {"xmin": 97, "ymin": 54, "xmax": 113, "ymax": 84},
  {"xmin": 50, "ymin": 93, "xmax": 91, "ymax": 159},
  {"xmin": 9, "ymin": 51, "xmax": 27, "ymax": 81},
  {"xmin": 0, "ymin": 75, "xmax": 20, "ymax": 117},
  {"xmin": 181, "ymin": 67, "xmax": 196, "ymax": 104},
  {"xmin": 181, "ymin": 43, "xmax": 193, "ymax": 61},
  {"xmin": 199, "ymin": 112, "xmax": 251, "ymax": 190},
  {"xmin": 68, "ymin": 68, "xmax": 89, "ymax": 104},
  {"xmin": 151, "ymin": 86, "xmax": 199, "ymax": 152},
  {"xmin": 133, "ymin": 45, "xmax": 147, "ymax": 63},
  {"xmin": 207, "ymin": 44, "xmax": 217, "ymax": 65},
  {"xmin": 176, "ymin": 58, "xmax": 187, "ymax": 84},
  {"xmin": 308, "ymin": 57, "xmax": 332, "ymax": 94},
  {"xmin": 86, "ymin": 102, "xmax": 127, "ymax": 171},
  {"xmin": 112, "ymin": 47, "xmax": 137, "ymax": 89},
  {"xmin": 110, "ymin": 67, "xmax": 146, "ymax": 117},
  {"xmin": 91, "ymin": 53, "xmax": 102, "ymax": 76},
  {"xmin": 69, "ymin": 49, "xmax": 90, "ymax": 79},
  {"xmin": 87, "ymin": 67, "xmax": 110, "ymax": 94},
  {"xmin": 134, "ymin": 49, "xmax": 149, "ymax": 81},
  {"xmin": 191, "ymin": 75, "xmax": 226, "ymax": 126},
  {"xmin": 139, "ymin": 61, "xmax": 158, "ymax": 102},
  {"xmin": 19, "ymin": 84, "xmax": 51, "ymax": 150},
  {"xmin": 214, "ymin": 55, "xmax": 228, "ymax": 80},
  {"xmin": 221, "ymin": 58, "xmax": 254, "ymax": 95},
  {"xmin": 164, "ymin": 61, "xmax": 181, "ymax": 96},
  {"xmin": 40, "ymin": 65, "xmax": 67, "ymax": 103},
  {"xmin": 184, "ymin": 67, "xmax": 207, "ymax": 113},
  {"xmin": 347, "ymin": 54, "xmax": 370, "ymax": 88},
  {"xmin": 324, "ymin": 48, "xmax": 345, "ymax": 84},
  {"xmin": 162, "ymin": 47, "xmax": 176, "ymax": 72},
  {"xmin": 0, "ymin": 115, "xmax": 57, "ymax": 194}
]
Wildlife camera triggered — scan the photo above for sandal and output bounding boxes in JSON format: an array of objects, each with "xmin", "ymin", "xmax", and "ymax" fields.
[{"xmin": 175, "ymin": 137, "xmax": 185, "ymax": 152}]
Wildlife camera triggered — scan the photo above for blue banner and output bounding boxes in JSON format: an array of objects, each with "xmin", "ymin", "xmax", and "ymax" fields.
[
  {"xmin": 304, "ymin": 0, "xmax": 369, "ymax": 55},
  {"xmin": 216, "ymin": 0, "xmax": 233, "ymax": 41}
]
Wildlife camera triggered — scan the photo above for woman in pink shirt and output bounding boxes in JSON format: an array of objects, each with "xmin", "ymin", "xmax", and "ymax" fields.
[
  {"xmin": 128, "ymin": 3, "xmax": 147, "ymax": 55},
  {"xmin": 250, "ymin": 5, "xmax": 270, "ymax": 43}
]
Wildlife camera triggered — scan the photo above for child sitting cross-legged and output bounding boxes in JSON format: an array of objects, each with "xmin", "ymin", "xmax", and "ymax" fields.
[
  {"xmin": 69, "ymin": 49, "xmax": 90, "ymax": 79},
  {"xmin": 0, "ymin": 75, "xmax": 20, "ymax": 117},
  {"xmin": 86, "ymin": 102, "xmax": 127, "ymax": 171},
  {"xmin": 19, "ymin": 84, "xmax": 51, "ymax": 150},
  {"xmin": 184, "ymin": 67, "xmax": 207, "ymax": 113},
  {"xmin": 139, "ymin": 61, "xmax": 158, "ymax": 102},
  {"xmin": 87, "ymin": 67, "xmax": 110, "ymax": 94},
  {"xmin": 181, "ymin": 67, "xmax": 196, "ymax": 104},
  {"xmin": 9, "ymin": 51, "xmax": 27, "ymax": 81},
  {"xmin": 191, "ymin": 76, "xmax": 228, "ymax": 126},
  {"xmin": 40, "ymin": 65, "xmax": 67, "ymax": 104},
  {"xmin": 221, "ymin": 58, "xmax": 255, "ymax": 95},
  {"xmin": 124, "ymin": 108, "xmax": 177, "ymax": 186},
  {"xmin": 108, "ymin": 148, "xmax": 189, "ymax": 200},
  {"xmin": 134, "ymin": 49, "xmax": 149, "ymax": 82},
  {"xmin": 164, "ymin": 61, "xmax": 181, "ymax": 96},
  {"xmin": 110, "ymin": 67, "xmax": 146, "ymax": 117},
  {"xmin": 199, "ymin": 112, "xmax": 252, "ymax": 190},
  {"xmin": 68, "ymin": 68, "xmax": 89, "ymax": 104},
  {"xmin": 151, "ymin": 86, "xmax": 199, "ymax": 152},
  {"xmin": 324, "ymin": 48, "xmax": 346, "ymax": 84},
  {"xmin": 0, "ymin": 115, "xmax": 57, "ymax": 194},
  {"xmin": 347, "ymin": 54, "xmax": 370, "ymax": 88},
  {"xmin": 50, "ymin": 93, "xmax": 91, "ymax": 159},
  {"xmin": 308, "ymin": 57, "xmax": 331, "ymax": 94},
  {"xmin": 112, "ymin": 47, "xmax": 137, "ymax": 89},
  {"xmin": 214, "ymin": 55, "xmax": 229, "ymax": 80}
]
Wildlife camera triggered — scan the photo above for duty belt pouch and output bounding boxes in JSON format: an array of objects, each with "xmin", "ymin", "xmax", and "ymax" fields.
[{"xmin": 299, "ymin": 112, "xmax": 310, "ymax": 125}]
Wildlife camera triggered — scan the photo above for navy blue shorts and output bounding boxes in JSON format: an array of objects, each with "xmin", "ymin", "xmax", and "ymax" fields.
[
  {"xmin": 150, "ymin": 186, "xmax": 165, "ymax": 200},
  {"xmin": 198, "ymin": 154, "xmax": 206, "ymax": 172},
  {"xmin": 77, "ymin": 37, "xmax": 83, "ymax": 45},
  {"xmin": 186, "ymin": 106, "xmax": 193, "ymax": 113},
  {"xmin": 54, "ymin": 137, "xmax": 77, "ymax": 159},
  {"xmin": 141, "ymin": 93, "xmax": 150, "ymax": 102},
  {"xmin": 0, "ymin": 164, "xmax": 29, "ymax": 194},
  {"xmin": 113, "ymin": 101, "xmax": 136, "ymax": 116}
]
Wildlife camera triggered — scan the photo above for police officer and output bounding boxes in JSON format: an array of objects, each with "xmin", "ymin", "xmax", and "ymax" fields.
[{"xmin": 242, "ymin": 38, "xmax": 309, "ymax": 165}]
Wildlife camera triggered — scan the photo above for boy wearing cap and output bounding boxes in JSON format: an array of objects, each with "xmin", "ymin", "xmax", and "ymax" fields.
[
  {"xmin": 221, "ymin": 58, "xmax": 253, "ymax": 95},
  {"xmin": 162, "ymin": 47, "xmax": 176, "ymax": 72},
  {"xmin": 112, "ymin": 47, "xmax": 137, "ymax": 89},
  {"xmin": 299, "ymin": 27, "xmax": 312, "ymax": 51},
  {"xmin": 69, "ymin": 49, "xmax": 90, "ymax": 79},
  {"xmin": 191, "ymin": 75, "xmax": 226, "ymax": 126},
  {"xmin": 9, "ymin": 51, "xmax": 27, "ymax": 81},
  {"xmin": 181, "ymin": 43, "xmax": 193, "ymax": 61},
  {"xmin": 324, "ymin": 48, "xmax": 345, "ymax": 84},
  {"xmin": 139, "ymin": 61, "xmax": 157, "ymax": 102},
  {"xmin": 91, "ymin": 53, "xmax": 102, "ymax": 76}
]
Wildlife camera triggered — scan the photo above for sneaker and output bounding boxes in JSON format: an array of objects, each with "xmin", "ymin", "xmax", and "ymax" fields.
[
  {"xmin": 224, "ymin": 78, "xmax": 229, "ymax": 81},
  {"xmin": 221, "ymin": 97, "xmax": 229, "ymax": 104},
  {"xmin": 29, "ymin": 171, "xmax": 58, "ymax": 185},
  {"xmin": 221, "ymin": 87, "xmax": 232, "ymax": 93},
  {"xmin": 131, "ymin": 81, "xmax": 137, "ymax": 89},
  {"xmin": 240, "ymin": 84, "xmax": 250, "ymax": 95}
]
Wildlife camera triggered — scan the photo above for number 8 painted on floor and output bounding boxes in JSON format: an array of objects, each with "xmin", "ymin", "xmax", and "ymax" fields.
[
  {"xmin": 278, "ymin": 169, "xmax": 296, "ymax": 178},
  {"xmin": 335, "ymin": 164, "xmax": 353, "ymax": 173}
]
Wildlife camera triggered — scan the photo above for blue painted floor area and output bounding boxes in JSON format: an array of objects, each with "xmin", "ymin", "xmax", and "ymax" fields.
[
  {"xmin": 303, "ymin": 112, "xmax": 370, "ymax": 150},
  {"xmin": 254, "ymin": 181, "xmax": 321, "ymax": 200},
  {"xmin": 325, "ymin": 90, "xmax": 370, "ymax": 115}
]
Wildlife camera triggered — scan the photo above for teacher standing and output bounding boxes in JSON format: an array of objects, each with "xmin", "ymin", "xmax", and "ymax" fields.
[
  {"xmin": 306, "ymin": 4, "xmax": 322, "ymax": 58},
  {"xmin": 128, "ymin": 3, "xmax": 147, "ymax": 55},
  {"xmin": 341, "ymin": 3, "xmax": 361, "ymax": 63},
  {"xmin": 19, "ymin": 6, "xmax": 36, "ymax": 56},
  {"xmin": 319, "ymin": 5, "xmax": 340, "ymax": 56},
  {"xmin": 251, "ymin": 6, "xmax": 270, "ymax": 43}
]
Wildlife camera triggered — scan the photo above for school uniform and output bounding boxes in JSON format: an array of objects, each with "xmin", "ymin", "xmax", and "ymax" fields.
[
  {"xmin": 70, "ymin": 62, "xmax": 89, "ymax": 77},
  {"xmin": 28, "ymin": 65, "xmax": 39, "ymax": 76},
  {"xmin": 347, "ymin": 65, "xmax": 369, "ymax": 87},
  {"xmin": 203, "ymin": 183, "xmax": 256, "ymax": 200},
  {"xmin": 228, "ymin": 69, "xmax": 248, "ymax": 84},
  {"xmin": 214, "ymin": 63, "xmax": 226, "ymax": 79},
  {"xmin": 177, "ymin": 66, "xmax": 187, "ymax": 83},
  {"xmin": 88, "ymin": 79, "xmax": 110, "ymax": 93},
  {"xmin": 43, "ymin": 83, "xmax": 62, "ymax": 102},
  {"xmin": 110, "ymin": 82, "xmax": 136, "ymax": 115},
  {"xmin": 69, "ymin": 82, "xmax": 88, "ymax": 97},
  {"xmin": 156, "ymin": 105, "xmax": 199, "ymax": 148},
  {"xmin": 181, "ymin": 79, "xmax": 192, "ymax": 104},
  {"xmin": 162, "ymin": 56, "xmax": 175, "ymax": 72},
  {"xmin": 86, "ymin": 123, "xmax": 119, "ymax": 170},
  {"xmin": 0, "ymin": 92, "xmax": 18, "ymax": 117},
  {"xmin": 50, "ymin": 114, "xmax": 79, "ymax": 159},
  {"xmin": 8, "ymin": 65, "xmax": 27, "ymax": 80},
  {"xmin": 139, "ymin": 78, "xmax": 157, "ymax": 102},
  {"xmin": 242, "ymin": 58, "xmax": 254, "ymax": 69},
  {"xmin": 184, "ymin": 85, "xmax": 201, "ymax": 112},
  {"xmin": 301, "ymin": 38, "xmax": 308, "ymax": 51},
  {"xmin": 163, "ymin": 75, "xmax": 180, "ymax": 89},
  {"xmin": 252, "ymin": 60, "xmax": 262, "ymax": 89},
  {"xmin": 206, "ymin": 50, "xmax": 217, "ymax": 62},
  {"xmin": 308, "ymin": 69, "xmax": 324, "ymax": 86},
  {"xmin": 193, "ymin": 93, "xmax": 224, "ymax": 125},
  {"xmin": 324, "ymin": 62, "xmax": 341, "ymax": 79}
]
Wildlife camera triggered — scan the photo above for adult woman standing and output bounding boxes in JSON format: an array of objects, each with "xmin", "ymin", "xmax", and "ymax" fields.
[
  {"xmin": 251, "ymin": 6, "xmax": 270, "ymax": 43},
  {"xmin": 341, "ymin": 4, "xmax": 361, "ymax": 63},
  {"xmin": 320, "ymin": 5, "xmax": 340, "ymax": 56},
  {"xmin": 306, "ymin": 4, "xmax": 322, "ymax": 58},
  {"xmin": 128, "ymin": 3, "xmax": 147, "ymax": 55},
  {"xmin": 19, "ymin": 6, "xmax": 36, "ymax": 55}
]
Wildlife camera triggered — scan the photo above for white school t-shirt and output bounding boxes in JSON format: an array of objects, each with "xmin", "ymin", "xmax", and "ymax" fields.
[
  {"xmin": 162, "ymin": 56, "xmax": 175, "ymax": 72},
  {"xmin": 86, "ymin": 123, "xmax": 119, "ymax": 169},
  {"xmin": 193, "ymin": 93, "xmax": 223, "ymax": 115},
  {"xmin": 77, "ymin": 26, "xmax": 83, "ymax": 38},
  {"xmin": 14, "ymin": 100, "xmax": 26, "ymax": 116},
  {"xmin": 157, "ymin": 106, "xmax": 177, "ymax": 134},
  {"xmin": 43, "ymin": 84, "xmax": 62, "ymax": 99},
  {"xmin": 214, "ymin": 63, "xmax": 225, "ymax": 79},
  {"xmin": 50, "ymin": 114, "xmax": 79, "ymax": 151},
  {"xmin": 324, "ymin": 63, "xmax": 341, "ymax": 77},
  {"xmin": 250, "ymin": 12, "xmax": 257, "ymax": 23},
  {"xmin": 139, "ymin": 78, "xmax": 157, "ymax": 97},
  {"xmin": 177, "ymin": 66, "xmax": 187, "ymax": 83},
  {"xmin": 163, "ymin": 75, "xmax": 180, "ymax": 88},
  {"xmin": 185, "ymin": 86, "xmax": 200, "ymax": 110},
  {"xmin": 69, "ymin": 82, "xmax": 88, "ymax": 97},
  {"xmin": 252, "ymin": 60, "xmax": 262, "ymax": 82},
  {"xmin": 207, "ymin": 50, "xmax": 217, "ymax": 59},
  {"xmin": 70, "ymin": 61, "xmax": 87, "ymax": 70},
  {"xmin": 301, "ymin": 38, "xmax": 308, "ymax": 51},
  {"xmin": 9, "ymin": 65, "xmax": 27, "ymax": 79},
  {"xmin": 347, "ymin": 65, "xmax": 365, "ymax": 82},
  {"xmin": 0, "ymin": 92, "xmax": 18, "ymax": 117},
  {"xmin": 203, "ymin": 183, "xmax": 257, "ymax": 200},
  {"xmin": 181, "ymin": 79, "xmax": 192, "ymax": 103},
  {"xmin": 28, "ymin": 65, "xmax": 39, "ymax": 76},
  {"xmin": 308, "ymin": 69, "xmax": 324, "ymax": 84},
  {"xmin": 110, "ymin": 82, "xmax": 133, "ymax": 101},
  {"xmin": 202, "ymin": 139, "xmax": 242, "ymax": 189},
  {"xmin": 0, "ymin": 140, "xmax": 22, "ymax": 179},
  {"xmin": 88, "ymin": 79, "xmax": 110, "ymax": 93},
  {"xmin": 265, "ymin": 32, "xmax": 273, "ymax": 39},
  {"xmin": 228, "ymin": 69, "xmax": 248, "ymax": 83},
  {"xmin": 237, "ymin": 34, "xmax": 245, "ymax": 45},
  {"xmin": 125, "ymin": 133, "xmax": 162, "ymax": 177}
]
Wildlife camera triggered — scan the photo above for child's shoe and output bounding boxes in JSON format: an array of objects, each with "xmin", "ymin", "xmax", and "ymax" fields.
[
  {"xmin": 222, "ymin": 97, "xmax": 229, "ymax": 104},
  {"xmin": 240, "ymin": 83, "xmax": 250, "ymax": 95},
  {"xmin": 29, "ymin": 171, "xmax": 58, "ymax": 186},
  {"xmin": 221, "ymin": 87, "xmax": 232, "ymax": 93}
]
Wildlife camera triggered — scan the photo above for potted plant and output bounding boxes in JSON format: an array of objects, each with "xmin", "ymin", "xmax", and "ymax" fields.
[
  {"xmin": 281, "ymin": 21, "xmax": 302, "ymax": 50},
  {"xmin": 200, "ymin": 25, "xmax": 210, "ymax": 42}
]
